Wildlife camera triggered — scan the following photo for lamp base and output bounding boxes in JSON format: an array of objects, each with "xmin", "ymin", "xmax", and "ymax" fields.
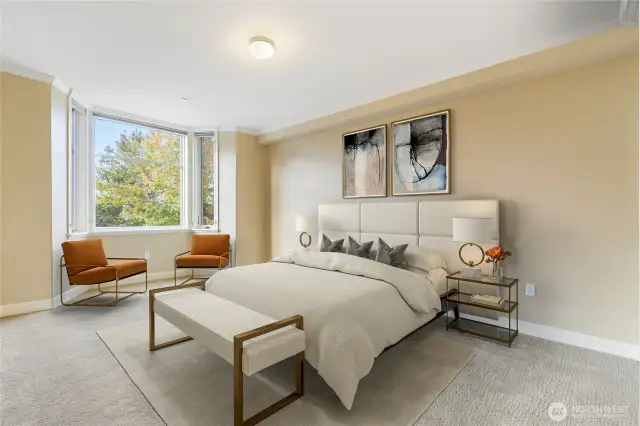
[
  {"xmin": 461, "ymin": 267, "xmax": 483, "ymax": 278},
  {"xmin": 458, "ymin": 243, "xmax": 486, "ymax": 277},
  {"xmin": 299, "ymin": 232, "xmax": 312, "ymax": 248}
]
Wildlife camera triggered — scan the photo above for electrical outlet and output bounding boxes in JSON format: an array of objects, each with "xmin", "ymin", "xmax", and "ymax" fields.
[
  {"xmin": 144, "ymin": 251, "xmax": 150, "ymax": 260},
  {"xmin": 525, "ymin": 283, "xmax": 536, "ymax": 297}
]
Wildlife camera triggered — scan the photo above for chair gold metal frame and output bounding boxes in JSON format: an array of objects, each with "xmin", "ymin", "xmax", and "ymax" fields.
[
  {"xmin": 174, "ymin": 245, "xmax": 232, "ymax": 286},
  {"xmin": 59, "ymin": 256, "xmax": 148, "ymax": 307},
  {"xmin": 149, "ymin": 283, "xmax": 304, "ymax": 426}
]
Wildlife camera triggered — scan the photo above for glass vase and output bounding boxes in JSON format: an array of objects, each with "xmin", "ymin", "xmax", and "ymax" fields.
[{"xmin": 492, "ymin": 262, "xmax": 502, "ymax": 278}]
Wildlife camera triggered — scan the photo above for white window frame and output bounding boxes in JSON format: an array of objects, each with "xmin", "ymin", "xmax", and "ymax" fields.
[
  {"xmin": 68, "ymin": 99, "xmax": 89, "ymax": 237},
  {"xmin": 193, "ymin": 132, "xmax": 220, "ymax": 231},
  {"xmin": 88, "ymin": 111, "xmax": 190, "ymax": 234}
]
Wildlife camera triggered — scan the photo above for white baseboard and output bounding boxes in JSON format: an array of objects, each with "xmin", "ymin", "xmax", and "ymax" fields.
[
  {"xmin": 448, "ymin": 311, "xmax": 640, "ymax": 361},
  {"xmin": 52, "ymin": 285, "xmax": 95, "ymax": 309},
  {"xmin": 51, "ymin": 270, "xmax": 200, "ymax": 308},
  {"xmin": 0, "ymin": 298, "xmax": 52, "ymax": 318}
]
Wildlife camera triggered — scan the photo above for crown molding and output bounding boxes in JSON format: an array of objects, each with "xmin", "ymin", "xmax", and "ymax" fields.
[
  {"xmin": 52, "ymin": 78, "xmax": 71, "ymax": 96},
  {"xmin": 223, "ymin": 126, "xmax": 261, "ymax": 136},
  {"xmin": 0, "ymin": 59, "xmax": 55, "ymax": 84}
]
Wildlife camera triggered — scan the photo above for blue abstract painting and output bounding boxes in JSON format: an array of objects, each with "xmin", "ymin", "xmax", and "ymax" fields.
[{"xmin": 392, "ymin": 110, "xmax": 450, "ymax": 195}]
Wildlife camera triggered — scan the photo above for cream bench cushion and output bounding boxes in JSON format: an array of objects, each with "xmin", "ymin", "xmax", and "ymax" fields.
[{"xmin": 154, "ymin": 288, "xmax": 305, "ymax": 376}]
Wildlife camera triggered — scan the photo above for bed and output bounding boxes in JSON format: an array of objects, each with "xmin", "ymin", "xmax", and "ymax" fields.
[{"xmin": 206, "ymin": 200, "xmax": 499, "ymax": 409}]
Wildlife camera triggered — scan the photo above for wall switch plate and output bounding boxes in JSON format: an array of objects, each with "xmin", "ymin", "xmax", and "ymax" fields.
[
  {"xmin": 525, "ymin": 283, "xmax": 536, "ymax": 297},
  {"xmin": 144, "ymin": 251, "xmax": 150, "ymax": 260}
]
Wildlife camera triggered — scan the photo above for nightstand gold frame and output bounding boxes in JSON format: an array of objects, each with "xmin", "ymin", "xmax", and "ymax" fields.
[{"xmin": 445, "ymin": 271, "xmax": 519, "ymax": 347}]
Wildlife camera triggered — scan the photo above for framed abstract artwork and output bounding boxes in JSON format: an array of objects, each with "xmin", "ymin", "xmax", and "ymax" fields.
[
  {"xmin": 392, "ymin": 110, "xmax": 450, "ymax": 195},
  {"xmin": 342, "ymin": 125, "xmax": 387, "ymax": 198}
]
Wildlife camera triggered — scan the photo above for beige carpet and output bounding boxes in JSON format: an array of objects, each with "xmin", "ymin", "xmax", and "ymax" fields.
[{"xmin": 98, "ymin": 318, "xmax": 475, "ymax": 426}]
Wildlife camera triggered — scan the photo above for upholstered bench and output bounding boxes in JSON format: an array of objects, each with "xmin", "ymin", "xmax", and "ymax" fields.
[{"xmin": 148, "ymin": 283, "xmax": 305, "ymax": 426}]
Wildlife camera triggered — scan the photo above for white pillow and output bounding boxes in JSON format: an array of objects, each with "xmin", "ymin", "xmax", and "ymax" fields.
[
  {"xmin": 406, "ymin": 266, "xmax": 448, "ymax": 295},
  {"xmin": 403, "ymin": 246, "xmax": 447, "ymax": 271}
]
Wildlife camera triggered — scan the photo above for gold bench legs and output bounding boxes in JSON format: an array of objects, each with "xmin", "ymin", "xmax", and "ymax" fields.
[
  {"xmin": 148, "ymin": 282, "xmax": 205, "ymax": 351},
  {"xmin": 148, "ymin": 285, "xmax": 304, "ymax": 426},
  {"xmin": 233, "ymin": 315, "xmax": 304, "ymax": 426}
]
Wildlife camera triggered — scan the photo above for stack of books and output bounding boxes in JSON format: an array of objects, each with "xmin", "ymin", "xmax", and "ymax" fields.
[{"xmin": 470, "ymin": 294, "xmax": 505, "ymax": 308}]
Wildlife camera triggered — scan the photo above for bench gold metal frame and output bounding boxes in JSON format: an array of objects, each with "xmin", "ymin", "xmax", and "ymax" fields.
[{"xmin": 149, "ymin": 283, "xmax": 304, "ymax": 426}]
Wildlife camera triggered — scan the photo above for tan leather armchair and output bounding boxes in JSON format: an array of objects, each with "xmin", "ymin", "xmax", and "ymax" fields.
[
  {"xmin": 174, "ymin": 234, "xmax": 232, "ymax": 286},
  {"xmin": 60, "ymin": 239, "xmax": 147, "ymax": 307}
]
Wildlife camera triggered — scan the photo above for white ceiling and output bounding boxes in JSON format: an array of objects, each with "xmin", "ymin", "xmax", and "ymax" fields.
[{"xmin": 2, "ymin": 1, "xmax": 621, "ymax": 133}]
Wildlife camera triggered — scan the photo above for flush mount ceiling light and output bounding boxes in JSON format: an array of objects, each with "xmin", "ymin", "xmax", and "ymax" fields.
[
  {"xmin": 249, "ymin": 36, "xmax": 275, "ymax": 59},
  {"xmin": 180, "ymin": 97, "xmax": 188, "ymax": 102}
]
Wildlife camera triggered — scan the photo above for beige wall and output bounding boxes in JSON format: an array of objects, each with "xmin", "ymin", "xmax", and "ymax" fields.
[
  {"xmin": 218, "ymin": 131, "xmax": 238, "ymax": 245},
  {"xmin": 1, "ymin": 72, "xmax": 53, "ymax": 305},
  {"xmin": 100, "ymin": 232, "xmax": 191, "ymax": 274},
  {"xmin": 236, "ymin": 132, "xmax": 269, "ymax": 265},
  {"xmin": 269, "ymin": 54, "xmax": 639, "ymax": 345}
]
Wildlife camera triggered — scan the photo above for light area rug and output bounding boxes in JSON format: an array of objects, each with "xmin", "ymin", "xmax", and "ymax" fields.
[{"xmin": 98, "ymin": 318, "xmax": 475, "ymax": 426}]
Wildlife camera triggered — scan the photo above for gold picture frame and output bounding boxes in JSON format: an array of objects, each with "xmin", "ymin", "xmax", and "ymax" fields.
[
  {"xmin": 391, "ymin": 110, "xmax": 451, "ymax": 196},
  {"xmin": 342, "ymin": 124, "xmax": 387, "ymax": 199}
]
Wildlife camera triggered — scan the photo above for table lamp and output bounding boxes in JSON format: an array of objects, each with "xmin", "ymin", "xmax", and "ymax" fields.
[
  {"xmin": 296, "ymin": 215, "xmax": 312, "ymax": 248},
  {"xmin": 452, "ymin": 217, "xmax": 493, "ymax": 277}
]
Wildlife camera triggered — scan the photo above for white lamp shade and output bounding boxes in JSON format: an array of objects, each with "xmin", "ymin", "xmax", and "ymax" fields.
[
  {"xmin": 452, "ymin": 218, "xmax": 493, "ymax": 243},
  {"xmin": 296, "ymin": 215, "xmax": 311, "ymax": 232}
]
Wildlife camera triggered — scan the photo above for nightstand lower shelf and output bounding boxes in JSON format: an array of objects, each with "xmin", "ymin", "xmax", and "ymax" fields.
[{"xmin": 446, "ymin": 317, "xmax": 518, "ymax": 345}]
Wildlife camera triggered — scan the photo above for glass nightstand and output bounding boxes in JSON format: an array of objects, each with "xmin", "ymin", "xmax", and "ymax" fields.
[{"xmin": 445, "ymin": 271, "xmax": 519, "ymax": 347}]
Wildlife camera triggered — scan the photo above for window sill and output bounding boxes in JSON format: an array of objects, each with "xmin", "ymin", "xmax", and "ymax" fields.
[
  {"xmin": 88, "ymin": 227, "xmax": 191, "ymax": 237},
  {"xmin": 67, "ymin": 232, "xmax": 89, "ymax": 241},
  {"xmin": 67, "ymin": 227, "xmax": 221, "ymax": 240},
  {"xmin": 192, "ymin": 228, "xmax": 221, "ymax": 234}
]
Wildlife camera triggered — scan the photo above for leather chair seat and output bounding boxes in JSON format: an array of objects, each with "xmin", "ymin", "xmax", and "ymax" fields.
[
  {"xmin": 176, "ymin": 255, "xmax": 229, "ymax": 268},
  {"xmin": 68, "ymin": 260, "xmax": 147, "ymax": 285}
]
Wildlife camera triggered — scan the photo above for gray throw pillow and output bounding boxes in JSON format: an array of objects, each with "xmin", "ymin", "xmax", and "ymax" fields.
[
  {"xmin": 375, "ymin": 238, "xmax": 408, "ymax": 268},
  {"xmin": 346, "ymin": 236, "xmax": 373, "ymax": 259},
  {"xmin": 320, "ymin": 234, "xmax": 344, "ymax": 253}
]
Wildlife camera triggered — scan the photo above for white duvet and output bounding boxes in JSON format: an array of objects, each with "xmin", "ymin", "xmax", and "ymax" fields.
[{"xmin": 206, "ymin": 251, "xmax": 442, "ymax": 409}]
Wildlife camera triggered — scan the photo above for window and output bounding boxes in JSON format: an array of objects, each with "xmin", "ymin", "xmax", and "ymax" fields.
[
  {"xmin": 195, "ymin": 133, "xmax": 219, "ymax": 229},
  {"xmin": 92, "ymin": 115, "xmax": 186, "ymax": 229},
  {"xmin": 68, "ymin": 107, "xmax": 217, "ymax": 235}
]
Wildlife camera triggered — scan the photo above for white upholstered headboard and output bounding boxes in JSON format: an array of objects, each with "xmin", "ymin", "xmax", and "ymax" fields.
[{"xmin": 318, "ymin": 200, "xmax": 499, "ymax": 274}]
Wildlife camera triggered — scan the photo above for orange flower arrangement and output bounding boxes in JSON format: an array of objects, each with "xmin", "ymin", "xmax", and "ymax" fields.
[{"xmin": 485, "ymin": 246, "xmax": 512, "ymax": 264}]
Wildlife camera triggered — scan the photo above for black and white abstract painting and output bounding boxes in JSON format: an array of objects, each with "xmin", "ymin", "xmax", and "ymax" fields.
[
  {"xmin": 343, "ymin": 125, "xmax": 386, "ymax": 198},
  {"xmin": 392, "ymin": 110, "xmax": 450, "ymax": 195}
]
